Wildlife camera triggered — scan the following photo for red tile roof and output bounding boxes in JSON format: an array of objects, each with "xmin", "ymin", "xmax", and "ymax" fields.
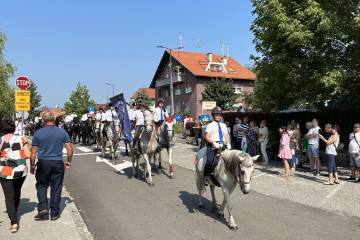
[
  {"xmin": 130, "ymin": 88, "xmax": 155, "ymax": 99},
  {"xmin": 38, "ymin": 107, "xmax": 66, "ymax": 117},
  {"xmin": 169, "ymin": 50, "xmax": 256, "ymax": 79}
]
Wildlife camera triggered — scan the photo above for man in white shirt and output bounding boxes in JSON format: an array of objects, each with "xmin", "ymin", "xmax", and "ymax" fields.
[
  {"xmin": 102, "ymin": 103, "xmax": 118, "ymax": 139},
  {"xmin": 70, "ymin": 112, "xmax": 77, "ymax": 120},
  {"xmin": 203, "ymin": 107, "xmax": 231, "ymax": 185},
  {"xmin": 95, "ymin": 108, "xmax": 106, "ymax": 139},
  {"xmin": 132, "ymin": 102, "xmax": 147, "ymax": 152},
  {"xmin": 81, "ymin": 111, "xmax": 89, "ymax": 122},
  {"xmin": 305, "ymin": 118, "xmax": 321, "ymax": 176},
  {"xmin": 348, "ymin": 123, "xmax": 360, "ymax": 182},
  {"xmin": 153, "ymin": 98, "xmax": 168, "ymax": 134}
]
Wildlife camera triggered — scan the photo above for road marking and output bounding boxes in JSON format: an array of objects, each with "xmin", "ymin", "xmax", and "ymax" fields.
[
  {"xmin": 175, "ymin": 154, "xmax": 195, "ymax": 159},
  {"xmin": 96, "ymin": 156, "xmax": 132, "ymax": 174},
  {"xmin": 326, "ymin": 181, "xmax": 346, "ymax": 199},
  {"xmin": 252, "ymin": 172, "xmax": 267, "ymax": 179},
  {"xmin": 77, "ymin": 147, "xmax": 93, "ymax": 153},
  {"xmin": 63, "ymin": 148, "xmax": 67, "ymax": 154}
]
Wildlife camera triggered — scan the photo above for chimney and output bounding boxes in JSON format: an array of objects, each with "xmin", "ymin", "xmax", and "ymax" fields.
[
  {"xmin": 221, "ymin": 57, "xmax": 228, "ymax": 66},
  {"xmin": 206, "ymin": 53, "xmax": 213, "ymax": 62}
]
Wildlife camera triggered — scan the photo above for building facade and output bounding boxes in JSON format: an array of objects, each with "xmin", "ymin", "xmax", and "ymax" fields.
[{"xmin": 150, "ymin": 50, "xmax": 256, "ymax": 118}]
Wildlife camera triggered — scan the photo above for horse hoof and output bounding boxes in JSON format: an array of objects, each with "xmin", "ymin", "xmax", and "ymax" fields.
[
  {"xmin": 228, "ymin": 225, "xmax": 238, "ymax": 231},
  {"xmin": 217, "ymin": 213, "xmax": 224, "ymax": 219},
  {"xmin": 169, "ymin": 174, "xmax": 175, "ymax": 179},
  {"xmin": 149, "ymin": 182, "xmax": 155, "ymax": 187},
  {"xmin": 198, "ymin": 204, "xmax": 204, "ymax": 209}
]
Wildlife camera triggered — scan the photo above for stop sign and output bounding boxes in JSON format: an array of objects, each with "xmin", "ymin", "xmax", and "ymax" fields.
[{"xmin": 15, "ymin": 76, "xmax": 31, "ymax": 89}]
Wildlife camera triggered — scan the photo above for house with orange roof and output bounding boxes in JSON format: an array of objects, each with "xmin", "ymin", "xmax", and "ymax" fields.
[
  {"xmin": 150, "ymin": 50, "xmax": 256, "ymax": 118},
  {"xmin": 37, "ymin": 106, "xmax": 66, "ymax": 118},
  {"xmin": 130, "ymin": 87, "xmax": 156, "ymax": 111}
]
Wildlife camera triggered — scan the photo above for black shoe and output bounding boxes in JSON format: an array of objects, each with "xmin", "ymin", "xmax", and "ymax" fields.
[
  {"xmin": 34, "ymin": 209, "xmax": 49, "ymax": 219},
  {"xmin": 348, "ymin": 176, "xmax": 357, "ymax": 182},
  {"xmin": 50, "ymin": 214, "xmax": 61, "ymax": 221}
]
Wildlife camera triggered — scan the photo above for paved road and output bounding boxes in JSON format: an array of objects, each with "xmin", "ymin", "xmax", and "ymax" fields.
[{"xmin": 64, "ymin": 139, "xmax": 360, "ymax": 240}]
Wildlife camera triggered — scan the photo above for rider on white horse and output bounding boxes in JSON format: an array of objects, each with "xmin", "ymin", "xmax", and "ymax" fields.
[
  {"xmin": 96, "ymin": 107, "xmax": 106, "ymax": 139},
  {"xmin": 153, "ymin": 98, "xmax": 168, "ymax": 135},
  {"xmin": 81, "ymin": 111, "xmax": 89, "ymax": 122},
  {"xmin": 203, "ymin": 106, "xmax": 231, "ymax": 185},
  {"xmin": 131, "ymin": 102, "xmax": 147, "ymax": 153}
]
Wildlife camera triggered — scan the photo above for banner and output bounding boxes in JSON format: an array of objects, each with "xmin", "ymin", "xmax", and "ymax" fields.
[{"xmin": 110, "ymin": 93, "xmax": 132, "ymax": 143}]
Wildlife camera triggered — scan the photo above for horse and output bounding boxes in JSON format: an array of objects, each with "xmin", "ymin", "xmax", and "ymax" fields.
[
  {"xmin": 80, "ymin": 118, "xmax": 95, "ymax": 146},
  {"xmin": 130, "ymin": 110, "xmax": 158, "ymax": 187},
  {"xmin": 101, "ymin": 121, "xmax": 121, "ymax": 163},
  {"xmin": 66, "ymin": 117, "xmax": 81, "ymax": 144},
  {"xmin": 195, "ymin": 149, "xmax": 259, "ymax": 230},
  {"xmin": 155, "ymin": 114, "xmax": 175, "ymax": 178}
]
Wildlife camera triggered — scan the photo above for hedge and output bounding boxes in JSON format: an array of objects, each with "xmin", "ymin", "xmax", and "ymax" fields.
[{"xmin": 223, "ymin": 110, "xmax": 360, "ymax": 147}]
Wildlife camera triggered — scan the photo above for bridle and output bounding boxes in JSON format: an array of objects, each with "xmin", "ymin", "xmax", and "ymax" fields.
[{"xmin": 233, "ymin": 162, "xmax": 251, "ymax": 185}]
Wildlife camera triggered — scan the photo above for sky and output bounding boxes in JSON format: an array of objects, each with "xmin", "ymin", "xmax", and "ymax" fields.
[{"xmin": 1, "ymin": 0, "xmax": 256, "ymax": 108}]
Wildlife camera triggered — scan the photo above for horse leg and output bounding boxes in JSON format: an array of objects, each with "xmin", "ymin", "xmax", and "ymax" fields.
[
  {"xmin": 196, "ymin": 168, "xmax": 205, "ymax": 209},
  {"xmin": 168, "ymin": 147, "xmax": 174, "ymax": 179},
  {"xmin": 219, "ymin": 185, "xmax": 238, "ymax": 230},
  {"xmin": 210, "ymin": 185, "xmax": 218, "ymax": 213},
  {"xmin": 143, "ymin": 154, "xmax": 154, "ymax": 187},
  {"xmin": 125, "ymin": 143, "xmax": 128, "ymax": 156}
]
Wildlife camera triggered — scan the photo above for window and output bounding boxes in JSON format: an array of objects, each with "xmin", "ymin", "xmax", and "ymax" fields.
[
  {"xmin": 165, "ymin": 88, "xmax": 170, "ymax": 97},
  {"xmin": 174, "ymin": 85, "xmax": 182, "ymax": 95},
  {"xmin": 175, "ymin": 103, "xmax": 181, "ymax": 113},
  {"xmin": 158, "ymin": 90, "xmax": 162, "ymax": 98},
  {"xmin": 234, "ymin": 84, "xmax": 243, "ymax": 94},
  {"xmin": 185, "ymin": 84, "xmax": 192, "ymax": 93},
  {"xmin": 205, "ymin": 62, "xmax": 227, "ymax": 73}
]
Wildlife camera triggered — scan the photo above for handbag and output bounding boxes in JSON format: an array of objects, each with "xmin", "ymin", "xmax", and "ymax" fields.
[{"xmin": 353, "ymin": 133, "xmax": 360, "ymax": 167}]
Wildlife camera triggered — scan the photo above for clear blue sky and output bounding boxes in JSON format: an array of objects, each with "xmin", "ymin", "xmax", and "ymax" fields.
[{"xmin": 1, "ymin": 0, "xmax": 256, "ymax": 107}]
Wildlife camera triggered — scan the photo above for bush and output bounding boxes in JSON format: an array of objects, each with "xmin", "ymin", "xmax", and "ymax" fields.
[
  {"xmin": 223, "ymin": 110, "xmax": 360, "ymax": 147},
  {"xmin": 174, "ymin": 121, "xmax": 182, "ymax": 134}
]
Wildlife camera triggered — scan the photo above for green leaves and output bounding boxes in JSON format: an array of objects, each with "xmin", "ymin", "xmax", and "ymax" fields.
[
  {"xmin": 201, "ymin": 78, "xmax": 240, "ymax": 111},
  {"xmin": 64, "ymin": 82, "xmax": 96, "ymax": 115},
  {"xmin": 28, "ymin": 81, "xmax": 42, "ymax": 119},
  {"xmin": 250, "ymin": 0, "xmax": 360, "ymax": 111},
  {"xmin": 134, "ymin": 89, "xmax": 152, "ymax": 108}
]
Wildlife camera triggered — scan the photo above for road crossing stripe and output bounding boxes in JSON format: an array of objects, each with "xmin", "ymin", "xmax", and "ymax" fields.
[
  {"xmin": 95, "ymin": 156, "xmax": 133, "ymax": 174},
  {"xmin": 76, "ymin": 147, "xmax": 93, "ymax": 153}
]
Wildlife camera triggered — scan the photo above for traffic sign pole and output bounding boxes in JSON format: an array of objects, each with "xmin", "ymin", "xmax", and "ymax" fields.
[{"xmin": 14, "ymin": 76, "xmax": 31, "ymax": 136}]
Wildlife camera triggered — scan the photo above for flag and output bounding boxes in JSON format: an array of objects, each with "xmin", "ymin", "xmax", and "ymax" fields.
[{"xmin": 110, "ymin": 93, "xmax": 132, "ymax": 143}]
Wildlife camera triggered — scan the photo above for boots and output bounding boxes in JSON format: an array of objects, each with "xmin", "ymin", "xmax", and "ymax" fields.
[{"xmin": 203, "ymin": 175, "xmax": 209, "ymax": 186}]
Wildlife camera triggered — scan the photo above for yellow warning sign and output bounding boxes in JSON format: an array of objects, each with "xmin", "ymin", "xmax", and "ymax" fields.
[{"xmin": 15, "ymin": 90, "xmax": 31, "ymax": 111}]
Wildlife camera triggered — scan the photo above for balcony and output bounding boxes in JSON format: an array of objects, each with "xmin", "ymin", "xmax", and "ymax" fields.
[{"xmin": 156, "ymin": 74, "xmax": 186, "ymax": 87}]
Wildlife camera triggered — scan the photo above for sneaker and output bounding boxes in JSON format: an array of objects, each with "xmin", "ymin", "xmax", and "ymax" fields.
[
  {"xmin": 347, "ymin": 176, "xmax": 357, "ymax": 182},
  {"xmin": 306, "ymin": 169, "xmax": 314, "ymax": 173},
  {"xmin": 314, "ymin": 171, "xmax": 320, "ymax": 176},
  {"xmin": 34, "ymin": 209, "xmax": 49, "ymax": 220},
  {"xmin": 10, "ymin": 224, "xmax": 18, "ymax": 233},
  {"xmin": 50, "ymin": 214, "xmax": 61, "ymax": 221}
]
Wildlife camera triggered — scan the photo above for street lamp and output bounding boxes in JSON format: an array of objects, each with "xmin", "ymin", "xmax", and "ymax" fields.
[
  {"xmin": 105, "ymin": 83, "xmax": 115, "ymax": 97},
  {"xmin": 156, "ymin": 45, "xmax": 183, "ymax": 115}
]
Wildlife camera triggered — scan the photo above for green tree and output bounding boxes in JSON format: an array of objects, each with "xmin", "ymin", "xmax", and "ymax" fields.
[
  {"xmin": 28, "ymin": 81, "xmax": 42, "ymax": 119},
  {"xmin": 64, "ymin": 82, "xmax": 96, "ymax": 115},
  {"xmin": 201, "ymin": 78, "xmax": 239, "ymax": 110},
  {"xmin": 250, "ymin": 0, "xmax": 360, "ymax": 111},
  {"xmin": 134, "ymin": 88, "xmax": 152, "ymax": 107},
  {"xmin": 0, "ymin": 31, "xmax": 16, "ymax": 118}
]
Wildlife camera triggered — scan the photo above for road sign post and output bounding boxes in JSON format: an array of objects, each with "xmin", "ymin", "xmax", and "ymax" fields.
[{"xmin": 14, "ymin": 76, "xmax": 31, "ymax": 136}]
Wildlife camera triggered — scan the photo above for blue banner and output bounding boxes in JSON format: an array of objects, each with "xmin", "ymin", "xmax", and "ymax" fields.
[{"xmin": 110, "ymin": 93, "xmax": 132, "ymax": 143}]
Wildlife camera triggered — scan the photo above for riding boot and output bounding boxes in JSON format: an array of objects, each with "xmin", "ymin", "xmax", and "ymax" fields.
[{"xmin": 156, "ymin": 136, "xmax": 162, "ymax": 152}]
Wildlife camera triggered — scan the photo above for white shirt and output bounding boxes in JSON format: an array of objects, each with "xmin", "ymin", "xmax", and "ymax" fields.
[
  {"xmin": 308, "ymin": 126, "xmax": 321, "ymax": 145},
  {"xmin": 96, "ymin": 112, "xmax": 106, "ymax": 121},
  {"xmin": 70, "ymin": 113, "xmax": 77, "ymax": 119},
  {"xmin": 133, "ymin": 110, "xmax": 144, "ymax": 126},
  {"xmin": 105, "ymin": 109, "xmax": 117, "ymax": 122},
  {"xmin": 183, "ymin": 117, "xmax": 189, "ymax": 127},
  {"xmin": 349, "ymin": 132, "xmax": 360, "ymax": 153},
  {"xmin": 153, "ymin": 107, "xmax": 168, "ymax": 122},
  {"xmin": 34, "ymin": 116, "xmax": 41, "ymax": 123},
  {"xmin": 205, "ymin": 121, "xmax": 228, "ymax": 143},
  {"xmin": 81, "ymin": 114, "xmax": 88, "ymax": 121},
  {"xmin": 64, "ymin": 115, "xmax": 72, "ymax": 123},
  {"xmin": 128, "ymin": 108, "xmax": 136, "ymax": 121}
]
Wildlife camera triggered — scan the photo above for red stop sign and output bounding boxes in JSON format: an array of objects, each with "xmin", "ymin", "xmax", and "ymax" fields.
[{"xmin": 15, "ymin": 76, "xmax": 31, "ymax": 89}]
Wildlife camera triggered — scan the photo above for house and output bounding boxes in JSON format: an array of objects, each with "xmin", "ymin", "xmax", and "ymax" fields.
[
  {"xmin": 130, "ymin": 87, "xmax": 156, "ymax": 111},
  {"xmin": 37, "ymin": 106, "xmax": 65, "ymax": 118},
  {"xmin": 149, "ymin": 50, "xmax": 256, "ymax": 118}
]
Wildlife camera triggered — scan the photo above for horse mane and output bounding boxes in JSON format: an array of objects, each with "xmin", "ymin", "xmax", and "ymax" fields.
[{"xmin": 221, "ymin": 150, "xmax": 253, "ymax": 170}]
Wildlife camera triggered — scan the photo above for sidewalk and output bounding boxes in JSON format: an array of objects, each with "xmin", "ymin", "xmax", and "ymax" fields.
[{"xmin": 0, "ymin": 137, "xmax": 93, "ymax": 240}]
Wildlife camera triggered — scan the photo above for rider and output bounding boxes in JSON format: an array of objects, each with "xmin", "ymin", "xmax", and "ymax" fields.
[
  {"xmin": 153, "ymin": 98, "xmax": 168, "ymax": 135},
  {"xmin": 81, "ymin": 111, "xmax": 89, "ymax": 122},
  {"xmin": 70, "ymin": 111, "xmax": 78, "ymax": 120},
  {"xmin": 64, "ymin": 113, "xmax": 73, "ymax": 128},
  {"xmin": 132, "ymin": 102, "xmax": 147, "ymax": 152},
  {"xmin": 128, "ymin": 102, "xmax": 137, "ymax": 129},
  {"xmin": 102, "ymin": 103, "xmax": 118, "ymax": 139},
  {"xmin": 96, "ymin": 108, "xmax": 106, "ymax": 139},
  {"xmin": 203, "ymin": 106, "xmax": 231, "ymax": 185}
]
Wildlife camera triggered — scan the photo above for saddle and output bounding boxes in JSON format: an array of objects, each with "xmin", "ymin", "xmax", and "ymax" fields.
[{"xmin": 196, "ymin": 147, "xmax": 221, "ymax": 187}]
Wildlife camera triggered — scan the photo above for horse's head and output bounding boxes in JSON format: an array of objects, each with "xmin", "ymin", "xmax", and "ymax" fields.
[
  {"xmin": 163, "ymin": 114, "xmax": 175, "ymax": 141},
  {"xmin": 236, "ymin": 152, "xmax": 259, "ymax": 194},
  {"xmin": 143, "ymin": 110, "xmax": 154, "ymax": 133}
]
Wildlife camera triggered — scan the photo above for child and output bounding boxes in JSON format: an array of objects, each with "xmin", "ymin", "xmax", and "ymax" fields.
[
  {"xmin": 241, "ymin": 131, "xmax": 247, "ymax": 153},
  {"xmin": 278, "ymin": 125, "xmax": 292, "ymax": 177}
]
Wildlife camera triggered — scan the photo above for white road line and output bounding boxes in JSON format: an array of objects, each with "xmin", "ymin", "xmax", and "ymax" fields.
[
  {"xmin": 62, "ymin": 148, "xmax": 67, "ymax": 154},
  {"xmin": 175, "ymin": 154, "xmax": 196, "ymax": 159},
  {"xmin": 96, "ymin": 156, "xmax": 132, "ymax": 174},
  {"xmin": 326, "ymin": 181, "xmax": 346, "ymax": 199},
  {"xmin": 77, "ymin": 147, "xmax": 93, "ymax": 153},
  {"xmin": 252, "ymin": 172, "xmax": 267, "ymax": 179}
]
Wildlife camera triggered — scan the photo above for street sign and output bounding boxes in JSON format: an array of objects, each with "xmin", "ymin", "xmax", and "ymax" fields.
[
  {"xmin": 15, "ymin": 76, "xmax": 31, "ymax": 89},
  {"xmin": 15, "ymin": 90, "xmax": 31, "ymax": 111},
  {"xmin": 202, "ymin": 101, "xmax": 216, "ymax": 110},
  {"xmin": 16, "ymin": 111, "xmax": 29, "ymax": 119},
  {"xmin": 88, "ymin": 106, "xmax": 95, "ymax": 114}
]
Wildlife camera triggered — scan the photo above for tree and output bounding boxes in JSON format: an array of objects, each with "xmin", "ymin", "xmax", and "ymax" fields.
[
  {"xmin": 28, "ymin": 81, "xmax": 42, "ymax": 119},
  {"xmin": 201, "ymin": 78, "xmax": 240, "ymax": 110},
  {"xmin": 250, "ymin": 0, "xmax": 360, "ymax": 112},
  {"xmin": 64, "ymin": 82, "xmax": 96, "ymax": 115},
  {"xmin": 134, "ymin": 88, "xmax": 152, "ymax": 107},
  {"xmin": 0, "ymin": 31, "xmax": 16, "ymax": 119}
]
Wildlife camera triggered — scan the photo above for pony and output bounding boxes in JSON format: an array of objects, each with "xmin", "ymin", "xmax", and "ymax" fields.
[
  {"xmin": 101, "ymin": 121, "xmax": 121, "ymax": 163},
  {"xmin": 94, "ymin": 119, "xmax": 102, "ymax": 151},
  {"xmin": 195, "ymin": 149, "xmax": 259, "ymax": 230},
  {"xmin": 65, "ymin": 117, "xmax": 81, "ymax": 143},
  {"xmin": 80, "ymin": 118, "xmax": 95, "ymax": 146},
  {"xmin": 156, "ymin": 114, "xmax": 175, "ymax": 178},
  {"xmin": 130, "ymin": 110, "xmax": 158, "ymax": 187}
]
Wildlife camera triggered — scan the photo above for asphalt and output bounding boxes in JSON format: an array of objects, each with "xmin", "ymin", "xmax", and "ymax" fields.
[{"xmin": 0, "ymin": 136, "xmax": 93, "ymax": 239}]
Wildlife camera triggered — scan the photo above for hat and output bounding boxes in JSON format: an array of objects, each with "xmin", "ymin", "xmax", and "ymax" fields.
[
  {"xmin": 99, "ymin": 107, "xmax": 104, "ymax": 111},
  {"xmin": 108, "ymin": 103, "xmax": 113, "ymax": 107},
  {"xmin": 211, "ymin": 106, "xmax": 223, "ymax": 115},
  {"xmin": 157, "ymin": 98, "xmax": 164, "ymax": 104}
]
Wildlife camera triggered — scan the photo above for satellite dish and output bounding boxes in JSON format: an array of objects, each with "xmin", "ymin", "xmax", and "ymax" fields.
[{"xmin": 16, "ymin": 111, "xmax": 29, "ymax": 119}]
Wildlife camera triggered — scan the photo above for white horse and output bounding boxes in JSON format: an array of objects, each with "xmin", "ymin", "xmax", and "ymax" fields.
[
  {"xmin": 130, "ymin": 110, "xmax": 158, "ymax": 187},
  {"xmin": 155, "ymin": 114, "xmax": 175, "ymax": 179},
  {"xmin": 94, "ymin": 119, "xmax": 102, "ymax": 151},
  {"xmin": 101, "ymin": 121, "xmax": 120, "ymax": 163},
  {"xmin": 195, "ymin": 149, "xmax": 259, "ymax": 230}
]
